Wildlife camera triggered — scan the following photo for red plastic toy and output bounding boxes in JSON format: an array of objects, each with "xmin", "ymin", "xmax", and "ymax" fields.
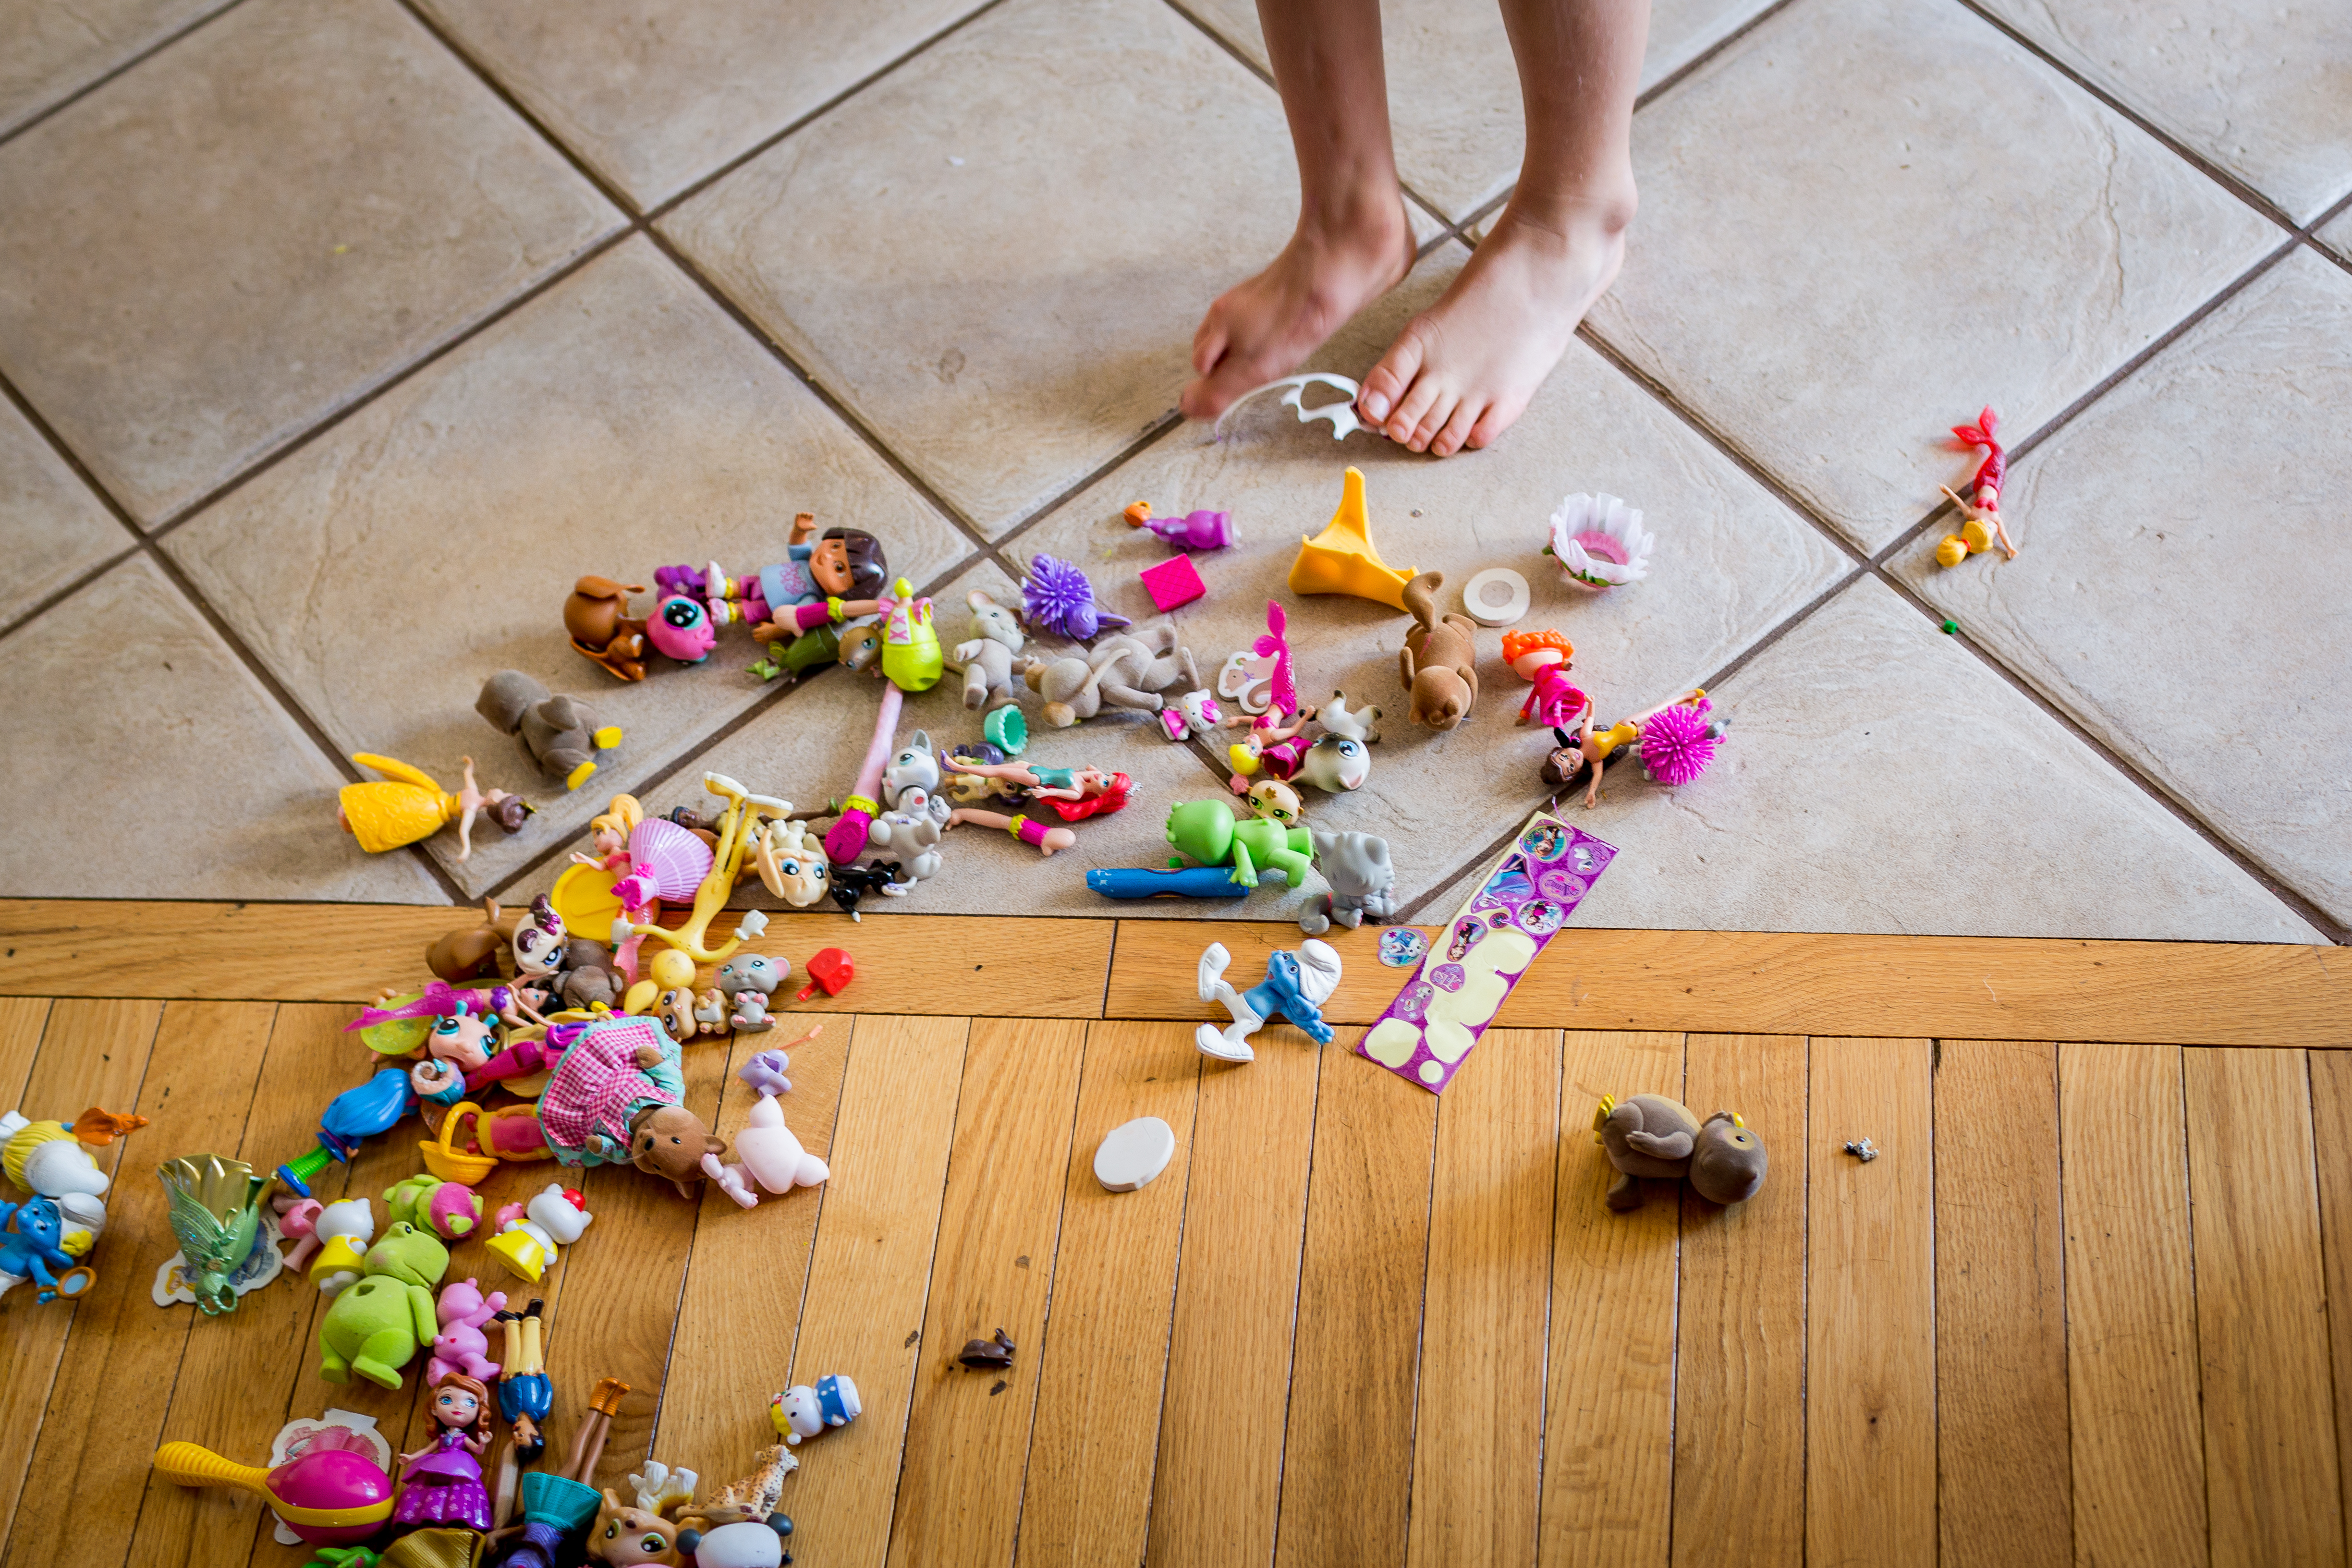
[{"xmin": 796, "ymin": 948, "xmax": 854, "ymax": 1001}]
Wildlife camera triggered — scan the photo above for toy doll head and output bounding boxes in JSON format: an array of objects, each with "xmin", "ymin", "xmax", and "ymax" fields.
[
  {"xmin": 648, "ymin": 594, "xmax": 716, "ymax": 663},
  {"xmin": 512, "ymin": 896, "xmax": 568, "ymax": 978},
  {"xmin": 1501, "ymin": 629, "xmax": 1573, "ymax": 681},
  {"xmin": 427, "ymin": 1000, "xmax": 498, "ymax": 1073},
  {"xmin": 589, "ymin": 797, "xmax": 645, "ymax": 858},
  {"xmin": 592, "ymin": 1492, "xmax": 682, "ymax": 1566},
  {"xmin": 629, "ymin": 1104, "xmax": 726, "ymax": 1199},
  {"xmin": 429, "ymin": 1372, "xmax": 494, "ymax": 1442},
  {"xmin": 810, "ymin": 528, "xmax": 887, "ymax": 600},
  {"xmin": 1245, "ymin": 780, "xmax": 1304, "ymax": 827},
  {"xmin": 1050, "ymin": 771, "xmax": 1132, "ymax": 824}
]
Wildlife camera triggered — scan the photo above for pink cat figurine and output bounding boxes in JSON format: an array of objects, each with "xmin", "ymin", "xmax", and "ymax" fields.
[{"xmin": 424, "ymin": 1276, "xmax": 506, "ymax": 1386}]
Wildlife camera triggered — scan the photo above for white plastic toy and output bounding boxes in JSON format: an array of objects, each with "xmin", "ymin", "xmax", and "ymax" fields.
[
  {"xmin": 1545, "ymin": 493, "xmax": 1654, "ymax": 590},
  {"xmin": 769, "ymin": 1373, "xmax": 862, "ymax": 1445},
  {"xmin": 1194, "ymin": 939, "xmax": 1344, "ymax": 1063},
  {"xmin": 705, "ymin": 1035, "xmax": 831, "ymax": 1208},
  {"xmin": 306, "ymin": 1198, "xmax": 376, "ymax": 1295},
  {"xmin": 0, "ymin": 1109, "xmax": 126, "ymax": 1198},
  {"xmin": 1214, "ymin": 372, "xmax": 1377, "ymax": 442},
  {"xmin": 484, "ymin": 1183, "xmax": 592, "ymax": 1284}
]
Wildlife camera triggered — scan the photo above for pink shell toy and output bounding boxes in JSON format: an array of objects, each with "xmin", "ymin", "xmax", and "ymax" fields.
[
  {"xmin": 611, "ymin": 817, "xmax": 715, "ymax": 910},
  {"xmin": 1637, "ymin": 696, "xmax": 1728, "ymax": 787},
  {"xmin": 646, "ymin": 591, "xmax": 717, "ymax": 663}
]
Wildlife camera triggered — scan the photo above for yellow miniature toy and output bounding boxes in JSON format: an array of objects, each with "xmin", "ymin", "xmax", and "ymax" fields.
[
  {"xmin": 337, "ymin": 755, "xmax": 531, "ymax": 862},
  {"xmin": 877, "ymin": 578, "xmax": 945, "ymax": 693},
  {"xmin": 1289, "ymin": 466, "xmax": 1416, "ymax": 611}
]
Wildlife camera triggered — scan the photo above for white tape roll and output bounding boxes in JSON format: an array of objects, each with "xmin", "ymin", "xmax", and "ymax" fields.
[{"xmin": 1461, "ymin": 567, "xmax": 1531, "ymax": 627}]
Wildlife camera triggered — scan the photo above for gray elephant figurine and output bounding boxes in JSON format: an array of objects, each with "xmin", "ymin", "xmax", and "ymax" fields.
[
  {"xmin": 1591, "ymin": 1094, "xmax": 1767, "ymax": 1211},
  {"xmin": 477, "ymin": 670, "xmax": 624, "ymax": 790},
  {"xmin": 1301, "ymin": 829, "xmax": 1397, "ymax": 934}
]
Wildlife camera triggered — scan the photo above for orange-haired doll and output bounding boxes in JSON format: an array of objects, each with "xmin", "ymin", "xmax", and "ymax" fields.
[{"xmin": 1502, "ymin": 631, "xmax": 1587, "ymax": 730}]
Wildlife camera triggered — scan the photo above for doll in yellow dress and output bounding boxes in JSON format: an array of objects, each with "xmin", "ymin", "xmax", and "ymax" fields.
[{"xmin": 338, "ymin": 754, "xmax": 532, "ymax": 862}]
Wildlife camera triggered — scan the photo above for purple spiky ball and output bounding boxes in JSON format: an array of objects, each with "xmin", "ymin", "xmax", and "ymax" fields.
[
  {"xmin": 1640, "ymin": 700, "xmax": 1719, "ymax": 787},
  {"xmin": 1024, "ymin": 554, "xmax": 1130, "ymax": 639}
]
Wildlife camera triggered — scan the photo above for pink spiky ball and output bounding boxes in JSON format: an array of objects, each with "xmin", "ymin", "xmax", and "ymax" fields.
[{"xmin": 1639, "ymin": 700, "xmax": 1720, "ymax": 788}]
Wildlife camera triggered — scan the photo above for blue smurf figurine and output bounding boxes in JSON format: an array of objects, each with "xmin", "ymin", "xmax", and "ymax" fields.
[
  {"xmin": 0, "ymin": 1194, "xmax": 91, "ymax": 1303},
  {"xmin": 1194, "ymin": 939, "xmax": 1344, "ymax": 1063}
]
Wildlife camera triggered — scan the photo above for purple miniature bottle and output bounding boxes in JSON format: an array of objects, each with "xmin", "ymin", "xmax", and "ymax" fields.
[{"xmin": 1124, "ymin": 502, "xmax": 1235, "ymax": 551}]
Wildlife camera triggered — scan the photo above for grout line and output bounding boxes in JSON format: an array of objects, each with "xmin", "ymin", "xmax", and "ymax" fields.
[
  {"xmin": 1946, "ymin": 0, "xmax": 2298, "ymax": 233},
  {"xmin": 646, "ymin": 0, "xmax": 1015, "ymax": 221},
  {"xmin": 1799, "ymin": 1034, "xmax": 1811, "ymax": 1568},
  {"xmin": 0, "ymin": 0, "xmax": 251, "ymax": 151},
  {"xmin": 1634, "ymin": 0, "xmax": 1804, "ymax": 111}
]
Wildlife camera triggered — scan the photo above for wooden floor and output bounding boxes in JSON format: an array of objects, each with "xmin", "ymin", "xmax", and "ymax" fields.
[{"xmin": 2, "ymin": 905, "xmax": 2349, "ymax": 1568}]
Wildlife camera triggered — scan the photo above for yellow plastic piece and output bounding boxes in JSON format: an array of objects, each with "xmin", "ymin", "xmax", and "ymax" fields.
[
  {"xmin": 591, "ymin": 726, "xmax": 623, "ymax": 749},
  {"xmin": 622, "ymin": 978, "xmax": 658, "ymax": 1016},
  {"xmin": 548, "ymin": 861, "xmax": 624, "ymax": 937},
  {"xmin": 1289, "ymin": 467, "xmax": 1415, "ymax": 610},
  {"xmin": 1935, "ymin": 535, "xmax": 1969, "ymax": 568},
  {"xmin": 564, "ymin": 759, "xmax": 597, "ymax": 791},
  {"xmin": 336, "ymin": 755, "xmax": 462, "ymax": 853},
  {"xmin": 646, "ymin": 948, "xmax": 696, "ymax": 990},
  {"xmin": 152, "ymin": 1441, "xmax": 395, "ymax": 1529},
  {"xmin": 486, "ymin": 1227, "xmax": 549, "ymax": 1283}
]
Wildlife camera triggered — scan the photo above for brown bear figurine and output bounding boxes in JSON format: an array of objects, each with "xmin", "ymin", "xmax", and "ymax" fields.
[
  {"xmin": 1592, "ymin": 1094, "xmax": 1768, "ymax": 1211},
  {"xmin": 565, "ymin": 576, "xmax": 650, "ymax": 682}
]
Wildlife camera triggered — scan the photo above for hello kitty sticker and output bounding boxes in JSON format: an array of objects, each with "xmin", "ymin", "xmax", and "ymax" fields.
[{"xmin": 1356, "ymin": 813, "xmax": 1614, "ymax": 1094}]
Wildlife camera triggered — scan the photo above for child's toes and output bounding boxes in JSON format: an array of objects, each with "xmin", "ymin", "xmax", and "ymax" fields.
[
  {"xmin": 1465, "ymin": 393, "xmax": 1527, "ymax": 451},
  {"xmin": 1431, "ymin": 398, "xmax": 1484, "ymax": 457},
  {"xmin": 1407, "ymin": 386, "xmax": 1460, "ymax": 452},
  {"xmin": 1357, "ymin": 329, "xmax": 1424, "ymax": 425}
]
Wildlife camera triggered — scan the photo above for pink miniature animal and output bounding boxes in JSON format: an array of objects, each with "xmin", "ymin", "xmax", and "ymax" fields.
[
  {"xmin": 273, "ymin": 1195, "xmax": 325, "ymax": 1270},
  {"xmin": 425, "ymin": 1276, "xmax": 506, "ymax": 1386},
  {"xmin": 701, "ymin": 1096, "xmax": 829, "ymax": 1209}
]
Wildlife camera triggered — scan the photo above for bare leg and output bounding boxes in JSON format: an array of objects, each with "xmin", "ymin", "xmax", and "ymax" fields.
[
  {"xmin": 1177, "ymin": 0, "xmax": 1417, "ymax": 420},
  {"xmin": 1357, "ymin": 0, "xmax": 1648, "ymax": 455}
]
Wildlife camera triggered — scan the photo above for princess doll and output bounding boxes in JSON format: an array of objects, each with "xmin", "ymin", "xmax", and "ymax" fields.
[
  {"xmin": 1502, "ymin": 630, "xmax": 1588, "ymax": 730},
  {"xmin": 337, "ymin": 754, "xmax": 531, "ymax": 862},
  {"xmin": 391, "ymin": 1372, "xmax": 495, "ymax": 1532},
  {"xmin": 940, "ymin": 760, "xmax": 1132, "ymax": 857},
  {"xmin": 572, "ymin": 795, "xmax": 713, "ymax": 924}
]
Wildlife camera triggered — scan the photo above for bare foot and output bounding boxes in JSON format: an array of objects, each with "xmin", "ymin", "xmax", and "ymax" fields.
[
  {"xmin": 1356, "ymin": 203, "xmax": 1627, "ymax": 456},
  {"xmin": 1179, "ymin": 197, "xmax": 1416, "ymax": 421}
]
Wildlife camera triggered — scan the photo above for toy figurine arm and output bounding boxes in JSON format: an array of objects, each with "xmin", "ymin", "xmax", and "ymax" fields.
[
  {"xmin": 1228, "ymin": 839, "xmax": 1259, "ymax": 887},
  {"xmin": 409, "ymin": 1283, "xmax": 439, "ymax": 1344},
  {"xmin": 1624, "ymin": 1128, "xmax": 1695, "ymax": 1160}
]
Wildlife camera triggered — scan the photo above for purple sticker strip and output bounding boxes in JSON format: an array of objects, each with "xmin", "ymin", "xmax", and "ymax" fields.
[{"xmin": 1354, "ymin": 814, "xmax": 1614, "ymax": 1094}]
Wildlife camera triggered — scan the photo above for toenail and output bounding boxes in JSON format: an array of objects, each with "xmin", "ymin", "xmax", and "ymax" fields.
[{"xmin": 1361, "ymin": 392, "xmax": 1390, "ymax": 420}]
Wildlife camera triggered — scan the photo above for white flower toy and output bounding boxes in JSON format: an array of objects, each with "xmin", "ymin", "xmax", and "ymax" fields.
[{"xmin": 1545, "ymin": 493, "xmax": 1654, "ymax": 590}]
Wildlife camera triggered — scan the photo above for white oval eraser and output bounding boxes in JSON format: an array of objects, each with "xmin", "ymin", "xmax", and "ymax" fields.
[{"xmin": 1093, "ymin": 1116, "xmax": 1177, "ymax": 1192}]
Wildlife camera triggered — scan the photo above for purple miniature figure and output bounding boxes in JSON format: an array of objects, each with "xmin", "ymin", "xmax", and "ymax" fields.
[
  {"xmin": 1024, "ymin": 554, "xmax": 1131, "ymax": 640},
  {"xmin": 1125, "ymin": 501, "xmax": 1236, "ymax": 551}
]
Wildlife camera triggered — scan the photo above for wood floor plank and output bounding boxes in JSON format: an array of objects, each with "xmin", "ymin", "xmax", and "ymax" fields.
[
  {"xmin": 2182, "ymin": 1047, "xmax": 2346, "ymax": 1568},
  {"xmin": 1674, "ymin": 1034, "xmax": 1806, "ymax": 1568},
  {"xmin": 1014, "ymin": 1022, "xmax": 1201, "ymax": 1568},
  {"xmin": 1274, "ymin": 1041, "xmax": 1439, "ymax": 1568},
  {"xmin": 1539, "ymin": 1031, "xmax": 1685, "ymax": 1568},
  {"xmin": 1145, "ymin": 1028, "xmax": 1319, "ymax": 1568},
  {"xmin": 1807, "ymin": 1037, "xmax": 1935, "ymax": 1567},
  {"xmin": 0, "ymin": 903, "xmax": 1112, "ymax": 1016},
  {"xmin": 1934, "ymin": 1040, "xmax": 2070, "ymax": 1568},
  {"xmin": 0, "ymin": 999, "xmax": 162, "ymax": 1565},
  {"xmin": 886, "ymin": 1018, "xmax": 1087, "ymax": 1568},
  {"xmin": 2057, "ymin": 1042, "xmax": 2207, "ymax": 1567},
  {"xmin": 0, "ymin": 997, "xmax": 49, "ymax": 1101},
  {"xmin": 1409, "ymin": 1029, "xmax": 1560, "ymax": 1568},
  {"xmin": 650, "ymin": 1014, "xmax": 850, "ymax": 1483},
  {"xmin": 2312, "ymin": 1052, "xmax": 2352, "ymax": 1555},
  {"xmin": 1101, "ymin": 921, "xmax": 2352, "ymax": 1046},
  {"xmin": 778, "ymin": 1015, "xmax": 968, "ymax": 1568},
  {"xmin": 13, "ymin": 1002, "xmax": 252, "ymax": 1567}
]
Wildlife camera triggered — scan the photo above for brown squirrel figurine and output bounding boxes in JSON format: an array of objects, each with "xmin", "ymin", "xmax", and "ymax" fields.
[
  {"xmin": 565, "ymin": 576, "xmax": 650, "ymax": 682},
  {"xmin": 1397, "ymin": 571, "xmax": 1479, "ymax": 731}
]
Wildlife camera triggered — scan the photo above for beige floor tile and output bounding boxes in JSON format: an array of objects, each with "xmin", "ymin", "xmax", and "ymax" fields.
[
  {"xmin": 1519, "ymin": 575, "xmax": 2321, "ymax": 942},
  {"xmin": 1973, "ymin": 0, "xmax": 2352, "ymax": 224},
  {"xmin": 1584, "ymin": 0, "xmax": 2279, "ymax": 553},
  {"xmin": 994, "ymin": 242, "xmax": 1851, "ymax": 921},
  {"xmin": 412, "ymin": 0, "xmax": 989, "ymax": 210},
  {"xmin": 1176, "ymin": 0, "xmax": 1779, "ymax": 221},
  {"xmin": 0, "ymin": 394, "xmax": 127, "ymax": 630},
  {"xmin": 162, "ymin": 237, "xmax": 975, "ymax": 899},
  {"xmin": 0, "ymin": 555, "xmax": 445, "ymax": 901},
  {"xmin": 1889, "ymin": 249, "xmax": 2352, "ymax": 927},
  {"xmin": 0, "ymin": 0, "xmax": 232, "ymax": 135},
  {"xmin": 2318, "ymin": 212, "xmax": 2352, "ymax": 266},
  {"xmin": 658, "ymin": 0, "xmax": 1306, "ymax": 538},
  {"xmin": 0, "ymin": 0, "xmax": 620, "ymax": 525}
]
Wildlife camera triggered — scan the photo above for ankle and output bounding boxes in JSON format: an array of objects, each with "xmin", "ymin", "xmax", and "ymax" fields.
[
  {"xmin": 1295, "ymin": 184, "xmax": 1412, "ymax": 265},
  {"xmin": 1494, "ymin": 173, "xmax": 1638, "ymax": 245}
]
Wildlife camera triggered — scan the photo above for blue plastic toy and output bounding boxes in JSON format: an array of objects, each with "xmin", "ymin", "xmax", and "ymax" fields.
[
  {"xmin": 278, "ymin": 1067, "xmax": 417, "ymax": 1196},
  {"xmin": 1086, "ymin": 865, "xmax": 1261, "ymax": 899},
  {"xmin": 0, "ymin": 1195, "xmax": 93, "ymax": 1303}
]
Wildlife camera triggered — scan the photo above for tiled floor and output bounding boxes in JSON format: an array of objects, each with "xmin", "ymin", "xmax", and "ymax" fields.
[{"xmin": 0, "ymin": 0, "xmax": 2345, "ymax": 942}]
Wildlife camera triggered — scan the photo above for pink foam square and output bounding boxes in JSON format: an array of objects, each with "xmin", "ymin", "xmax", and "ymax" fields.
[{"xmin": 1138, "ymin": 553, "xmax": 1205, "ymax": 612}]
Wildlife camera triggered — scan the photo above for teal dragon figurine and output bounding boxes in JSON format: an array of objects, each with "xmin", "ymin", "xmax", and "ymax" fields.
[{"xmin": 156, "ymin": 1154, "xmax": 270, "ymax": 1315}]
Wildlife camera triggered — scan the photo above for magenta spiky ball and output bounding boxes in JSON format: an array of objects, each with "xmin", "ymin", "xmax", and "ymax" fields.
[{"xmin": 1639, "ymin": 701, "xmax": 1718, "ymax": 787}]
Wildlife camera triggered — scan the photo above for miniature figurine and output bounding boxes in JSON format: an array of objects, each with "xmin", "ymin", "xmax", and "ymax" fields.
[
  {"xmin": 1545, "ymin": 493, "xmax": 1654, "ymax": 590},
  {"xmin": 794, "ymin": 948, "xmax": 855, "ymax": 1002},
  {"xmin": 273, "ymin": 1194, "xmax": 324, "ymax": 1270},
  {"xmin": 1124, "ymin": 500, "xmax": 1236, "ymax": 549},
  {"xmin": 1225, "ymin": 702, "xmax": 1315, "ymax": 790},
  {"xmin": 0, "ymin": 1195, "xmax": 92, "ymax": 1302},
  {"xmin": 426, "ymin": 1276, "xmax": 508, "ymax": 1386},
  {"xmin": 386, "ymin": 1172, "xmax": 484, "ymax": 1240},
  {"xmin": 1299, "ymin": 829, "xmax": 1398, "ymax": 935},
  {"xmin": 534, "ymin": 1015, "xmax": 722, "ymax": 1198},
  {"xmin": 870, "ymin": 802, "xmax": 943, "ymax": 896},
  {"xmin": 1022, "ymin": 553, "xmax": 1131, "ymax": 640},
  {"xmin": 495, "ymin": 1299, "xmax": 554, "ymax": 1459},
  {"xmin": 957, "ymin": 1329, "xmax": 1017, "ymax": 1370},
  {"xmin": 1164, "ymin": 798, "xmax": 1314, "ymax": 887},
  {"xmin": 1558, "ymin": 690, "xmax": 1722, "ymax": 807},
  {"xmin": 1085, "ymin": 865, "xmax": 1258, "ymax": 899},
  {"xmin": 2, "ymin": 1104, "xmax": 144, "ymax": 1200},
  {"xmin": 704, "ymin": 1043, "xmax": 830, "ymax": 1208},
  {"xmin": 487, "ymin": 1184, "xmax": 593, "ymax": 1284},
  {"xmin": 875, "ymin": 578, "xmax": 945, "ymax": 693},
  {"xmin": 1844, "ymin": 1137, "xmax": 1880, "ymax": 1163},
  {"xmin": 499, "ymin": 1372, "xmax": 631, "ymax": 1568},
  {"xmin": 1935, "ymin": 406, "xmax": 2019, "ymax": 567},
  {"xmin": 822, "ymin": 859, "xmax": 900, "ymax": 919},
  {"xmin": 307, "ymin": 1197, "xmax": 377, "ymax": 1295},
  {"xmin": 157, "ymin": 1153, "xmax": 271, "ymax": 1315},
  {"xmin": 644, "ymin": 587, "xmax": 718, "ymax": 666},
  {"xmin": 576, "ymin": 797, "xmax": 715, "ymax": 920},
  {"xmin": 879, "ymin": 730, "xmax": 939, "ymax": 809},
  {"xmin": 276, "ymin": 1066, "xmax": 417, "ymax": 1196},
  {"xmin": 615, "ymin": 774, "xmax": 778, "ymax": 969},
  {"xmin": 943, "ymin": 757, "xmax": 1133, "ymax": 856},
  {"xmin": 753, "ymin": 817, "xmax": 830, "ymax": 908},
  {"xmin": 1243, "ymin": 778, "xmax": 1304, "ymax": 827},
  {"xmin": 425, "ymin": 896, "xmax": 516, "ymax": 986},
  {"xmin": 338, "ymin": 754, "xmax": 531, "ymax": 861},
  {"xmin": 1023, "ymin": 625, "xmax": 1198, "ymax": 727},
  {"xmin": 1157, "ymin": 688, "xmax": 1223, "ymax": 742},
  {"xmin": 317, "ymin": 1220, "xmax": 450, "ymax": 1388},
  {"xmin": 1397, "ymin": 572, "xmax": 1479, "ymax": 730},
  {"xmin": 946, "ymin": 587, "xmax": 1029, "ymax": 711},
  {"xmin": 718, "ymin": 956, "xmax": 787, "ymax": 1034},
  {"xmin": 770, "ymin": 1374, "xmax": 862, "ymax": 1445},
  {"xmin": 392, "ymin": 1373, "xmax": 496, "ymax": 1531},
  {"xmin": 1502, "ymin": 630, "xmax": 1587, "ymax": 730},
  {"xmin": 705, "ymin": 514, "xmax": 890, "ymax": 634},
  {"xmin": 1290, "ymin": 466, "xmax": 1415, "ymax": 609},
  {"xmin": 1194, "ymin": 939, "xmax": 1343, "ymax": 1063},
  {"xmin": 566, "ymin": 576, "xmax": 651, "ymax": 682},
  {"xmin": 1592, "ymin": 1095, "xmax": 1767, "ymax": 1211},
  {"xmin": 745, "ymin": 618, "xmax": 839, "ymax": 684},
  {"xmin": 478, "ymin": 671, "xmax": 626, "ymax": 790}
]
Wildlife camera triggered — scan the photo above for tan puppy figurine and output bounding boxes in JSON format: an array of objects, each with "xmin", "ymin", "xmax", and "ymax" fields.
[
  {"xmin": 1592, "ymin": 1094, "xmax": 1768, "ymax": 1211},
  {"xmin": 1397, "ymin": 571, "xmax": 1479, "ymax": 730}
]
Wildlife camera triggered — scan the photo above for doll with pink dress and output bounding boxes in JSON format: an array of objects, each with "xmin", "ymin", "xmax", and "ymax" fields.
[
  {"xmin": 390, "ymin": 1371, "xmax": 495, "ymax": 1531},
  {"xmin": 1503, "ymin": 630, "xmax": 1588, "ymax": 730}
]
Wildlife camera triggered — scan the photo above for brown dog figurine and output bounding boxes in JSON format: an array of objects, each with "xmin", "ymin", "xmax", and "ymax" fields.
[
  {"xmin": 426, "ymin": 896, "xmax": 514, "ymax": 984},
  {"xmin": 1397, "ymin": 571, "xmax": 1479, "ymax": 730},
  {"xmin": 566, "ymin": 576, "xmax": 650, "ymax": 682},
  {"xmin": 1592, "ymin": 1094, "xmax": 1768, "ymax": 1211}
]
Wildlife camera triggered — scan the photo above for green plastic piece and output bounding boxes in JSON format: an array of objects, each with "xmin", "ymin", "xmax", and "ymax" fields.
[{"xmin": 985, "ymin": 705, "xmax": 1028, "ymax": 757}]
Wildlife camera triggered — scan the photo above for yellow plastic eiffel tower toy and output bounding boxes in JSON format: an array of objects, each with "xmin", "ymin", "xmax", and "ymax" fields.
[{"xmin": 1289, "ymin": 466, "xmax": 1417, "ymax": 611}]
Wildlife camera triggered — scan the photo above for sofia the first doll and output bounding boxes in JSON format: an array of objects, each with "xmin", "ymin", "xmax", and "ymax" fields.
[
  {"xmin": 391, "ymin": 1372, "xmax": 495, "ymax": 1531},
  {"xmin": 1503, "ymin": 630, "xmax": 1588, "ymax": 730}
]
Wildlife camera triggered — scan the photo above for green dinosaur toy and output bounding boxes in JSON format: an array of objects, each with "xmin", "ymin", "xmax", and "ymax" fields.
[{"xmin": 1165, "ymin": 799, "xmax": 1315, "ymax": 887}]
